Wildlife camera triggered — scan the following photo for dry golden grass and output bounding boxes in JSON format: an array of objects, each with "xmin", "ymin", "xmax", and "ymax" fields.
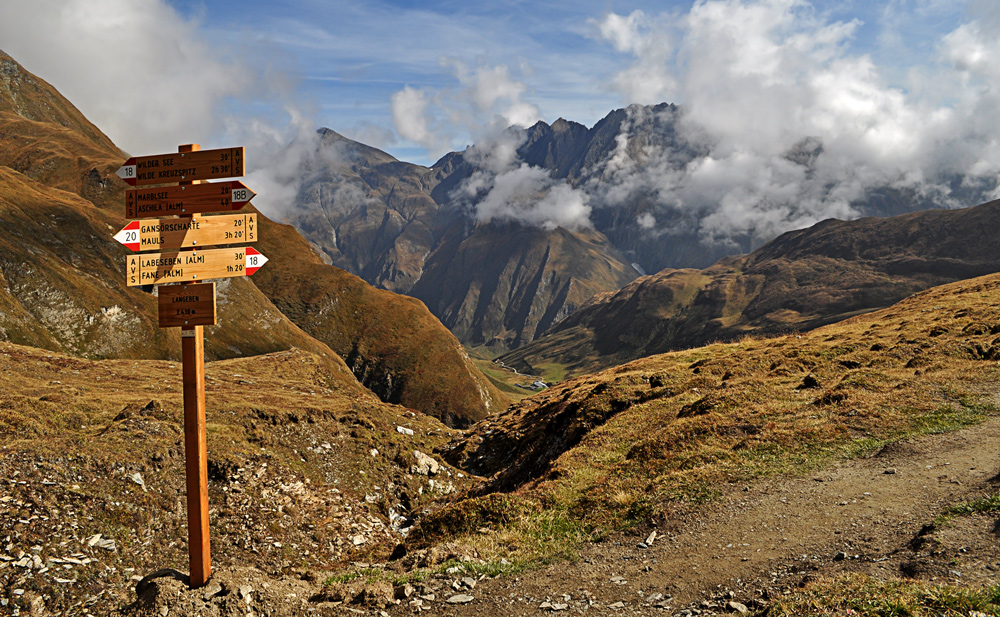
[{"xmin": 425, "ymin": 273, "xmax": 1000, "ymax": 569}]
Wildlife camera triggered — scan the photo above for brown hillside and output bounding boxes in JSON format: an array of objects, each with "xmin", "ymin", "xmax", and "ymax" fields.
[
  {"xmin": 445, "ymin": 274, "xmax": 1000, "ymax": 497},
  {"xmin": 394, "ymin": 273, "xmax": 1000, "ymax": 613},
  {"xmin": 0, "ymin": 49, "xmax": 504, "ymax": 424},
  {"xmin": 0, "ymin": 50, "xmax": 124, "ymax": 212},
  {"xmin": 0, "ymin": 340, "xmax": 475, "ymax": 615},
  {"xmin": 0, "ymin": 165, "xmax": 348, "ymax": 362},
  {"xmin": 252, "ymin": 211, "xmax": 505, "ymax": 427},
  {"xmin": 502, "ymin": 200, "xmax": 1000, "ymax": 378}
]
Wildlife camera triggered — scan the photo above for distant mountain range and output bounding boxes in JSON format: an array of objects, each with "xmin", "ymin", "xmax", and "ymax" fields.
[
  {"xmin": 0, "ymin": 50, "xmax": 501, "ymax": 427},
  {"xmin": 500, "ymin": 199, "xmax": 1000, "ymax": 377},
  {"xmin": 280, "ymin": 105, "xmax": 995, "ymax": 355}
]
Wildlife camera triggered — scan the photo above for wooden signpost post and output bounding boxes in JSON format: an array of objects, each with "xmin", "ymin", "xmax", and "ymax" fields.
[{"xmin": 115, "ymin": 144, "xmax": 264, "ymax": 588}]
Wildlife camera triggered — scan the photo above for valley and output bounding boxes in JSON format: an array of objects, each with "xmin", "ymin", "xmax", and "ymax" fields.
[{"xmin": 0, "ymin": 46, "xmax": 998, "ymax": 617}]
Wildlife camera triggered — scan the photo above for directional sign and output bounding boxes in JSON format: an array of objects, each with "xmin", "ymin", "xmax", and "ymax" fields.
[
  {"xmin": 125, "ymin": 181, "xmax": 255, "ymax": 218},
  {"xmin": 116, "ymin": 147, "xmax": 244, "ymax": 187},
  {"xmin": 159, "ymin": 282, "xmax": 217, "ymax": 328},
  {"xmin": 114, "ymin": 213, "xmax": 257, "ymax": 252},
  {"xmin": 126, "ymin": 246, "xmax": 268, "ymax": 287}
]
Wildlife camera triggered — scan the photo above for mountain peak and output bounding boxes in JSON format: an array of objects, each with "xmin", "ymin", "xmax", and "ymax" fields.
[
  {"xmin": 313, "ymin": 126, "xmax": 404, "ymax": 167},
  {"xmin": 316, "ymin": 126, "xmax": 347, "ymax": 140},
  {"xmin": 551, "ymin": 118, "xmax": 573, "ymax": 132},
  {"xmin": 0, "ymin": 50, "xmax": 118, "ymax": 157}
]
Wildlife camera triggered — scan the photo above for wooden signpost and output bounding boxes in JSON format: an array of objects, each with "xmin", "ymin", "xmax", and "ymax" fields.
[
  {"xmin": 116, "ymin": 147, "xmax": 244, "ymax": 187},
  {"xmin": 114, "ymin": 213, "xmax": 257, "ymax": 252},
  {"xmin": 125, "ymin": 181, "xmax": 256, "ymax": 218},
  {"xmin": 115, "ymin": 144, "xmax": 263, "ymax": 589}
]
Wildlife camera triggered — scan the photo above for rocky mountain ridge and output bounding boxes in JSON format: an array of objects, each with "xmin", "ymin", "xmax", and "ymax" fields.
[
  {"xmin": 0, "ymin": 49, "xmax": 501, "ymax": 426},
  {"xmin": 501, "ymin": 198, "xmax": 1000, "ymax": 378},
  {"xmin": 279, "ymin": 103, "xmax": 996, "ymax": 355}
]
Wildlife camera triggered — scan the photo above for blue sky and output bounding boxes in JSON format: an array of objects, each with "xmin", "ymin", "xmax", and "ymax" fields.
[
  {"xmin": 0, "ymin": 0, "xmax": 998, "ymax": 240},
  {"xmin": 0, "ymin": 0, "xmax": 996, "ymax": 245},
  {"xmin": 178, "ymin": 0, "xmax": 983, "ymax": 165},
  {"xmin": 0, "ymin": 0, "xmax": 981, "ymax": 165}
]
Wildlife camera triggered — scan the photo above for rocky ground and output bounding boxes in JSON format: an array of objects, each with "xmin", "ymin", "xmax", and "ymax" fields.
[{"xmin": 5, "ymin": 413, "xmax": 996, "ymax": 616}]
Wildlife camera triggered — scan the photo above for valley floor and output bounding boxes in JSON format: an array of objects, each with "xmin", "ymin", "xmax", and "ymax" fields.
[
  {"xmin": 54, "ymin": 412, "xmax": 996, "ymax": 616},
  {"xmin": 431, "ymin": 414, "xmax": 999, "ymax": 616}
]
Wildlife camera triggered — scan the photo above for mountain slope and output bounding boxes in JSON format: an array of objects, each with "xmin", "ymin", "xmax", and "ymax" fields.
[
  {"xmin": 251, "ymin": 211, "xmax": 504, "ymax": 427},
  {"xmin": 501, "ymin": 199, "xmax": 1000, "ymax": 378},
  {"xmin": 0, "ymin": 49, "xmax": 502, "ymax": 425},
  {"xmin": 0, "ymin": 50, "xmax": 123, "ymax": 212},
  {"xmin": 280, "ymin": 103, "xmax": 997, "ymax": 356},
  {"xmin": 408, "ymin": 222, "xmax": 637, "ymax": 351},
  {"xmin": 425, "ymin": 273, "xmax": 1000, "ymax": 584},
  {"xmin": 0, "ymin": 165, "xmax": 346, "ymax": 363},
  {"xmin": 277, "ymin": 130, "xmax": 640, "ymax": 354}
]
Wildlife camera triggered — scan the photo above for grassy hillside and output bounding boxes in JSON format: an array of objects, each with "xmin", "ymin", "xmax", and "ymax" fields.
[
  {"xmin": 0, "ymin": 49, "xmax": 506, "ymax": 425},
  {"xmin": 417, "ymin": 274, "xmax": 1000, "ymax": 603},
  {"xmin": 0, "ymin": 340, "xmax": 473, "ymax": 614},
  {"xmin": 502, "ymin": 200, "xmax": 1000, "ymax": 379},
  {"xmin": 251, "ymin": 211, "xmax": 507, "ymax": 427}
]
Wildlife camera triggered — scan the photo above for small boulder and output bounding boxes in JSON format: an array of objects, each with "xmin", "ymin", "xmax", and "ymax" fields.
[{"xmin": 412, "ymin": 451, "xmax": 440, "ymax": 476}]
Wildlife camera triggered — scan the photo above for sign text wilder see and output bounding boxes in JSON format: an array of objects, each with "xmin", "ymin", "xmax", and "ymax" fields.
[
  {"xmin": 117, "ymin": 147, "xmax": 244, "ymax": 187},
  {"xmin": 126, "ymin": 181, "xmax": 255, "ymax": 218}
]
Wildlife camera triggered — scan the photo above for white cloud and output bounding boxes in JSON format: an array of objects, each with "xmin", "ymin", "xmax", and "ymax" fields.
[
  {"xmin": 588, "ymin": 0, "xmax": 1000, "ymax": 244},
  {"xmin": 391, "ymin": 86, "xmax": 442, "ymax": 153},
  {"xmin": 453, "ymin": 126, "xmax": 592, "ymax": 231},
  {"xmin": 0, "ymin": 0, "xmax": 257, "ymax": 155},
  {"xmin": 391, "ymin": 60, "xmax": 542, "ymax": 160},
  {"xmin": 468, "ymin": 163, "xmax": 592, "ymax": 231}
]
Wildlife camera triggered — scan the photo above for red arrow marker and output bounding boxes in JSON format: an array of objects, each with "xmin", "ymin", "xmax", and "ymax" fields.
[
  {"xmin": 113, "ymin": 221, "xmax": 141, "ymax": 251},
  {"xmin": 245, "ymin": 247, "xmax": 268, "ymax": 276}
]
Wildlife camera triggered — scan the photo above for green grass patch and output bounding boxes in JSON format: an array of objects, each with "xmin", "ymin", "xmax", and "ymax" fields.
[
  {"xmin": 769, "ymin": 573, "xmax": 1000, "ymax": 616},
  {"xmin": 932, "ymin": 489, "xmax": 1000, "ymax": 529},
  {"xmin": 842, "ymin": 436, "xmax": 893, "ymax": 459},
  {"xmin": 911, "ymin": 402, "xmax": 992, "ymax": 435},
  {"xmin": 532, "ymin": 362, "xmax": 569, "ymax": 384}
]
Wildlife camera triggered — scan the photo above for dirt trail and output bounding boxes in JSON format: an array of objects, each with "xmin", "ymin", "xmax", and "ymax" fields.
[
  {"xmin": 106, "ymin": 416, "xmax": 1000, "ymax": 616},
  {"xmin": 420, "ymin": 416, "xmax": 1000, "ymax": 616}
]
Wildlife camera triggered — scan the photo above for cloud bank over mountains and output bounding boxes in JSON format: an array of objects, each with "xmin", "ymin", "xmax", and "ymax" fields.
[
  {"xmin": 386, "ymin": 0, "xmax": 1000, "ymax": 241},
  {"xmin": 583, "ymin": 0, "xmax": 1000, "ymax": 242},
  {"xmin": 1, "ymin": 0, "xmax": 998, "ymax": 247}
]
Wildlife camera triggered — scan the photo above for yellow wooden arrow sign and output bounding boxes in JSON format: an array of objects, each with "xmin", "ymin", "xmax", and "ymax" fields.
[
  {"xmin": 126, "ymin": 246, "xmax": 267, "ymax": 287},
  {"xmin": 114, "ymin": 213, "xmax": 256, "ymax": 252}
]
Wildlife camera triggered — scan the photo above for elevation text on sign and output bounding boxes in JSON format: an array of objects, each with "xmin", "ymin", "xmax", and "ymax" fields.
[{"xmin": 125, "ymin": 181, "xmax": 255, "ymax": 218}]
